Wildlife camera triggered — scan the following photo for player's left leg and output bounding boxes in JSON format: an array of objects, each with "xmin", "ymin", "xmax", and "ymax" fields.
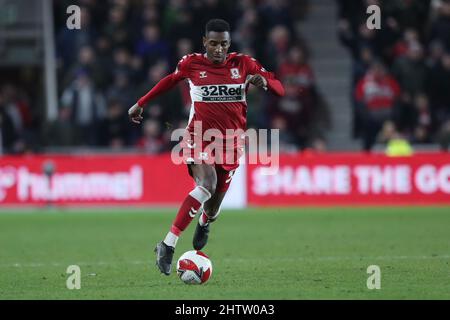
[
  {"xmin": 193, "ymin": 168, "xmax": 236, "ymax": 250},
  {"xmin": 192, "ymin": 191, "xmax": 226, "ymax": 250}
]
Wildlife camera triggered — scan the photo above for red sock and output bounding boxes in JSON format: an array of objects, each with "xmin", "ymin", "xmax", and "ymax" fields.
[{"xmin": 171, "ymin": 186, "xmax": 211, "ymax": 234}]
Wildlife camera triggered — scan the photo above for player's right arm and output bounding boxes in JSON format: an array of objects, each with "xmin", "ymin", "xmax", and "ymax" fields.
[{"xmin": 128, "ymin": 56, "xmax": 190, "ymax": 124}]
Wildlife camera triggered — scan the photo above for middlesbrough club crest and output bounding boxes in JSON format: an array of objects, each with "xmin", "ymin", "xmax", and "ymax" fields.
[{"xmin": 230, "ymin": 68, "xmax": 241, "ymax": 79}]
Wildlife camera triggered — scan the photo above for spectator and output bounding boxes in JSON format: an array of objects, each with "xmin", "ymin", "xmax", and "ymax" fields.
[
  {"xmin": 102, "ymin": 6, "xmax": 132, "ymax": 49},
  {"xmin": 42, "ymin": 106, "xmax": 76, "ymax": 147},
  {"xmin": 275, "ymin": 45, "xmax": 330, "ymax": 148},
  {"xmin": 106, "ymin": 71, "xmax": 136, "ymax": 108},
  {"xmin": 0, "ymin": 91, "xmax": 20, "ymax": 154},
  {"xmin": 270, "ymin": 115, "xmax": 298, "ymax": 152},
  {"xmin": 135, "ymin": 24, "xmax": 170, "ymax": 69},
  {"xmin": 383, "ymin": 0, "xmax": 431, "ymax": 35},
  {"xmin": 430, "ymin": 0, "xmax": 450, "ymax": 51},
  {"xmin": 137, "ymin": 61, "xmax": 185, "ymax": 129},
  {"xmin": 46, "ymin": 1, "xmax": 315, "ymax": 151},
  {"xmin": 397, "ymin": 93, "xmax": 433, "ymax": 143},
  {"xmin": 355, "ymin": 61, "xmax": 401, "ymax": 151},
  {"xmin": 173, "ymin": 38, "xmax": 194, "ymax": 69},
  {"xmin": 351, "ymin": 46, "xmax": 376, "ymax": 138},
  {"xmin": 136, "ymin": 119, "xmax": 165, "ymax": 154},
  {"xmin": 339, "ymin": 0, "xmax": 450, "ymax": 150},
  {"xmin": 438, "ymin": 120, "xmax": 450, "ymax": 150},
  {"xmin": 129, "ymin": 55, "xmax": 146, "ymax": 84},
  {"xmin": 338, "ymin": 20, "xmax": 382, "ymax": 62},
  {"xmin": 391, "ymin": 28, "xmax": 421, "ymax": 61},
  {"xmin": 426, "ymin": 40, "xmax": 446, "ymax": 68},
  {"xmin": 379, "ymin": 121, "xmax": 414, "ymax": 157},
  {"xmin": 264, "ymin": 25, "xmax": 291, "ymax": 71},
  {"xmin": 63, "ymin": 45, "xmax": 108, "ymax": 90},
  {"xmin": 56, "ymin": 6, "xmax": 98, "ymax": 68},
  {"xmin": 0, "ymin": 85, "xmax": 33, "ymax": 153},
  {"xmin": 112, "ymin": 47, "xmax": 133, "ymax": 79},
  {"xmin": 268, "ymin": 78, "xmax": 311, "ymax": 149},
  {"xmin": 98, "ymin": 100, "xmax": 130, "ymax": 148},
  {"xmin": 163, "ymin": 1, "xmax": 194, "ymax": 44},
  {"xmin": 258, "ymin": 0, "xmax": 294, "ymax": 30},
  {"xmin": 60, "ymin": 70, "xmax": 106, "ymax": 146},
  {"xmin": 353, "ymin": 46, "xmax": 376, "ymax": 86},
  {"xmin": 1, "ymin": 85, "xmax": 33, "ymax": 135},
  {"xmin": 427, "ymin": 52, "xmax": 450, "ymax": 127},
  {"xmin": 232, "ymin": 7, "xmax": 259, "ymax": 52},
  {"xmin": 161, "ymin": 0, "xmax": 185, "ymax": 36},
  {"xmin": 412, "ymin": 94, "xmax": 433, "ymax": 143},
  {"xmin": 392, "ymin": 41, "xmax": 428, "ymax": 102}
]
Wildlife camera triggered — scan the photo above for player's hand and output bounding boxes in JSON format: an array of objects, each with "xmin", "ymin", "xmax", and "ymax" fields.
[
  {"xmin": 248, "ymin": 74, "xmax": 268, "ymax": 90},
  {"xmin": 128, "ymin": 103, "xmax": 144, "ymax": 124}
]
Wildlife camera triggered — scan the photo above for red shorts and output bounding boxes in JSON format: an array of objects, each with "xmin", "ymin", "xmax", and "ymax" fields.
[{"xmin": 181, "ymin": 131, "xmax": 244, "ymax": 170}]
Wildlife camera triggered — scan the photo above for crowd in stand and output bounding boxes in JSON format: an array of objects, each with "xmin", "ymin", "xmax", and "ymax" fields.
[
  {"xmin": 4, "ymin": 1, "xmax": 449, "ymax": 155},
  {"xmin": 41, "ymin": 0, "xmax": 327, "ymax": 154},
  {"xmin": 42, "ymin": 0, "xmax": 325, "ymax": 154},
  {"xmin": 0, "ymin": 84, "xmax": 36, "ymax": 155},
  {"xmin": 338, "ymin": 0, "xmax": 450, "ymax": 151}
]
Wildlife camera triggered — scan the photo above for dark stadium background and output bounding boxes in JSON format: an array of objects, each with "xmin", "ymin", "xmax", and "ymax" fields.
[{"xmin": 1, "ymin": 0, "xmax": 447, "ymax": 155}]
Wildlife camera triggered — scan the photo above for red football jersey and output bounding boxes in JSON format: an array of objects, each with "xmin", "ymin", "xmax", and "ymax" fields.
[
  {"xmin": 138, "ymin": 52, "xmax": 284, "ymax": 134},
  {"xmin": 177, "ymin": 52, "xmax": 283, "ymax": 135},
  {"xmin": 137, "ymin": 52, "xmax": 284, "ymax": 170}
]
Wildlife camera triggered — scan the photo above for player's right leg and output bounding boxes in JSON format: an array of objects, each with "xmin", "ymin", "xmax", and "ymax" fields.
[{"xmin": 155, "ymin": 163, "xmax": 217, "ymax": 275}]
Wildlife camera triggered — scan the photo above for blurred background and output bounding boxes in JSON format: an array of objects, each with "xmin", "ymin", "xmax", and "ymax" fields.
[
  {"xmin": 1, "ymin": 0, "xmax": 450, "ymax": 209},
  {"xmin": 1, "ymin": 0, "xmax": 449, "ymax": 156}
]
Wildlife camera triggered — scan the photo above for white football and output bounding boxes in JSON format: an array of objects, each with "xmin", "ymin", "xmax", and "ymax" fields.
[{"xmin": 176, "ymin": 250, "xmax": 213, "ymax": 284}]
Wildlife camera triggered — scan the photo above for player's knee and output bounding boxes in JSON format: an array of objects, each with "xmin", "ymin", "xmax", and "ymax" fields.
[{"xmin": 199, "ymin": 175, "xmax": 217, "ymax": 195}]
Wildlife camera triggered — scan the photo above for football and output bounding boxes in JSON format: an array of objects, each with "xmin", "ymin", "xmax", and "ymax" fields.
[{"xmin": 176, "ymin": 250, "xmax": 213, "ymax": 284}]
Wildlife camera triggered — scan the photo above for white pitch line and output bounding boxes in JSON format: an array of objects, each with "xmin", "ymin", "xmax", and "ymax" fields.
[
  {"xmin": 1, "ymin": 260, "xmax": 149, "ymax": 268},
  {"xmin": 225, "ymin": 255, "xmax": 450, "ymax": 263},
  {"xmin": 1, "ymin": 255, "xmax": 450, "ymax": 269}
]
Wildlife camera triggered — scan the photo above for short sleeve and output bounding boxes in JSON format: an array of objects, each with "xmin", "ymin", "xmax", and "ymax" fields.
[{"xmin": 173, "ymin": 55, "xmax": 190, "ymax": 81}]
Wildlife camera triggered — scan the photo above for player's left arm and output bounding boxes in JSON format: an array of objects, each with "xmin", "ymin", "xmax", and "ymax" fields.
[{"xmin": 246, "ymin": 57, "xmax": 285, "ymax": 97}]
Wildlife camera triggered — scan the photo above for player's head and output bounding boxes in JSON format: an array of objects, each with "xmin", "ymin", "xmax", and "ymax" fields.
[{"xmin": 203, "ymin": 19, "xmax": 231, "ymax": 64}]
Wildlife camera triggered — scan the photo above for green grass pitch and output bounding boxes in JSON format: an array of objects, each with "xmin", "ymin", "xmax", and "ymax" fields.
[{"xmin": 0, "ymin": 207, "xmax": 449, "ymax": 299}]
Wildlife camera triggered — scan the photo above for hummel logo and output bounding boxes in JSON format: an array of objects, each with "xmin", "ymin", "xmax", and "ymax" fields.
[
  {"xmin": 199, "ymin": 71, "xmax": 207, "ymax": 78},
  {"xmin": 189, "ymin": 207, "xmax": 198, "ymax": 218}
]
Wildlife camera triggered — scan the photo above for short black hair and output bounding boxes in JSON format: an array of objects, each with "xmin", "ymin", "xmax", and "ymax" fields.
[{"xmin": 205, "ymin": 19, "xmax": 230, "ymax": 35}]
